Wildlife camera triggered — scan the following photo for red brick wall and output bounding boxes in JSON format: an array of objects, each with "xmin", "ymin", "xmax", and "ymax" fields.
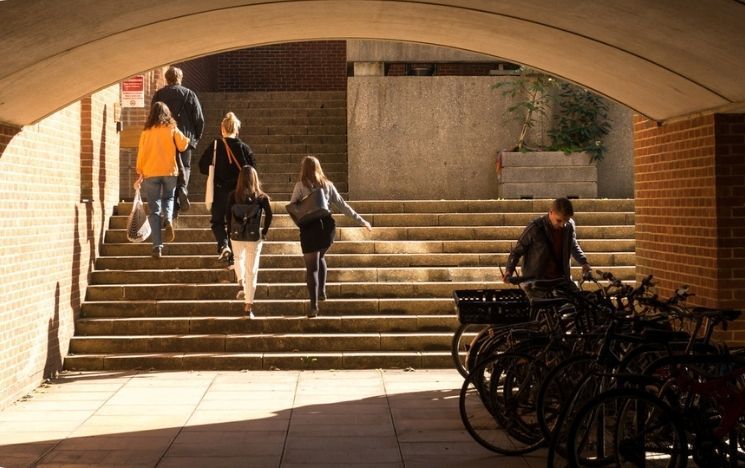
[
  {"xmin": 634, "ymin": 113, "xmax": 745, "ymax": 343},
  {"xmin": 178, "ymin": 56, "xmax": 219, "ymax": 92},
  {"xmin": 217, "ymin": 41, "xmax": 347, "ymax": 91},
  {"xmin": 714, "ymin": 114, "xmax": 745, "ymax": 312},
  {"xmin": 0, "ymin": 87, "xmax": 120, "ymax": 410},
  {"xmin": 119, "ymin": 69, "xmax": 168, "ymax": 200}
]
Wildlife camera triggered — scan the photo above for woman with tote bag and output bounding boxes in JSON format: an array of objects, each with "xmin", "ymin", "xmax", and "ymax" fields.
[
  {"xmin": 289, "ymin": 156, "xmax": 372, "ymax": 317},
  {"xmin": 134, "ymin": 101, "xmax": 189, "ymax": 258},
  {"xmin": 199, "ymin": 112, "xmax": 256, "ymax": 269}
]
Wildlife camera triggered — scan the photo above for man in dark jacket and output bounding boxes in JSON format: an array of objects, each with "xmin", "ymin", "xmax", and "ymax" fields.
[
  {"xmin": 152, "ymin": 66, "xmax": 205, "ymax": 217},
  {"xmin": 503, "ymin": 197, "xmax": 591, "ymax": 290}
]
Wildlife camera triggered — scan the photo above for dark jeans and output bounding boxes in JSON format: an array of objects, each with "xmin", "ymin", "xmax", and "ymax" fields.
[
  {"xmin": 176, "ymin": 148, "xmax": 192, "ymax": 191},
  {"xmin": 210, "ymin": 186, "xmax": 232, "ymax": 254}
]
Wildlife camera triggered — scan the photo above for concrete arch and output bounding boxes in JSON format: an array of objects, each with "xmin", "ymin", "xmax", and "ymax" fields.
[{"xmin": 2, "ymin": 0, "xmax": 744, "ymax": 127}]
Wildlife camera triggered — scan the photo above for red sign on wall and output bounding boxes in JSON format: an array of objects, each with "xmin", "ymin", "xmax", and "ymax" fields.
[{"xmin": 121, "ymin": 75, "xmax": 145, "ymax": 108}]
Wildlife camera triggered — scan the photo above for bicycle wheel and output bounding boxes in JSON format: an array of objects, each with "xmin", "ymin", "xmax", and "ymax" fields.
[
  {"xmin": 537, "ymin": 354, "xmax": 596, "ymax": 441},
  {"xmin": 459, "ymin": 353, "xmax": 547, "ymax": 455},
  {"xmin": 566, "ymin": 388, "xmax": 687, "ymax": 468},
  {"xmin": 546, "ymin": 369, "xmax": 609, "ymax": 466},
  {"xmin": 451, "ymin": 323, "xmax": 490, "ymax": 377},
  {"xmin": 490, "ymin": 352, "xmax": 550, "ymax": 453}
]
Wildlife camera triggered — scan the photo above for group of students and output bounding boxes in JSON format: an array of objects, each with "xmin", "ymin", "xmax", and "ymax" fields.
[{"xmin": 134, "ymin": 67, "xmax": 371, "ymax": 319}]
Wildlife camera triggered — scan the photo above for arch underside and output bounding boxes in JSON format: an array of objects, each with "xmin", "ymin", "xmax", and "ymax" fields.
[{"xmin": 1, "ymin": 0, "xmax": 744, "ymax": 127}]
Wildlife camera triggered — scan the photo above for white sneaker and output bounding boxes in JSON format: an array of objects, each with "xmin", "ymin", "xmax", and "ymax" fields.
[{"xmin": 218, "ymin": 246, "xmax": 232, "ymax": 260}]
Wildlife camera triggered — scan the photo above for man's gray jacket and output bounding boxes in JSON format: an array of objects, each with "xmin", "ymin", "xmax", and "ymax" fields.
[{"xmin": 505, "ymin": 215, "xmax": 588, "ymax": 281}]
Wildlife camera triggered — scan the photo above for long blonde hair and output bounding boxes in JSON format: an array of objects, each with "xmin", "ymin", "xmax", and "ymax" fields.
[
  {"xmin": 298, "ymin": 155, "xmax": 329, "ymax": 189},
  {"xmin": 235, "ymin": 166, "xmax": 267, "ymax": 202}
]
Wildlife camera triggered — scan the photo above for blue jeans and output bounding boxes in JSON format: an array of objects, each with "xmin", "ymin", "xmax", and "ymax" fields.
[{"xmin": 141, "ymin": 176, "xmax": 177, "ymax": 248}]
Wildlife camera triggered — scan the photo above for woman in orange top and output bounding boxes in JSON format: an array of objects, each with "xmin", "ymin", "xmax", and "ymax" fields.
[{"xmin": 135, "ymin": 102, "xmax": 190, "ymax": 258}]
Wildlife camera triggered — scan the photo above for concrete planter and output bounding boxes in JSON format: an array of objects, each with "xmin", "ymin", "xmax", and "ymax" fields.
[{"xmin": 498, "ymin": 151, "xmax": 597, "ymax": 199}]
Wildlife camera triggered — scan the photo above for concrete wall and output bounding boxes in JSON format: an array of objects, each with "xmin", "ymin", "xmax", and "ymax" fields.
[
  {"xmin": 0, "ymin": 87, "xmax": 120, "ymax": 410},
  {"xmin": 348, "ymin": 76, "xmax": 634, "ymax": 200},
  {"xmin": 348, "ymin": 76, "xmax": 509, "ymax": 200},
  {"xmin": 598, "ymin": 103, "xmax": 635, "ymax": 198},
  {"xmin": 347, "ymin": 39, "xmax": 498, "ymax": 62}
]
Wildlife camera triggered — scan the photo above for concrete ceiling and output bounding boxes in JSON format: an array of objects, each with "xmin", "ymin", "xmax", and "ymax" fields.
[{"xmin": 1, "ymin": 0, "xmax": 744, "ymax": 127}]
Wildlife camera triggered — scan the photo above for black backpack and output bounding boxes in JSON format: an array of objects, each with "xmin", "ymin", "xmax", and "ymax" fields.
[{"xmin": 230, "ymin": 197, "xmax": 263, "ymax": 242}]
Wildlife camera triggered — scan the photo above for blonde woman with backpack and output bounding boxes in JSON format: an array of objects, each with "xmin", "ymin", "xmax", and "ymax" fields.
[{"xmin": 227, "ymin": 166, "xmax": 272, "ymax": 318}]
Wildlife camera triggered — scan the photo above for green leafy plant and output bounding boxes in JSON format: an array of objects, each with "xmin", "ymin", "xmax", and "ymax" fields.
[
  {"xmin": 549, "ymin": 83, "xmax": 611, "ymax": 163},
  {"xmin": 495, "ymin": 68, "xmax": 612, "ymax": 162},
  {"xmin": 494, "ymin": 69, "xmax": 556, "ymax": 152}
]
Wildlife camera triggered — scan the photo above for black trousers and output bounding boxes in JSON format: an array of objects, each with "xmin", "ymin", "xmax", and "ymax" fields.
[
  {"xmin": 210, "ymin": 186, "xmax": 232, "ymax": 253},
  {"xmin": 176, "ymin": 148, "xmax": 193, "ymax": 192}
]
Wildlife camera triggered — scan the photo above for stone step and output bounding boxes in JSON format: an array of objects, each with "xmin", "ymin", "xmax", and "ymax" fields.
[
  {"xmin": 80, "ymin": 298, "xmax": 455, "ymax": 318},
  {"xmin": 84, "ymin": 275, "xmax": 634, "ymax": 301},
  {"xmin": 214, "ymin": 107, "xmax": 347, "ymax": 119},
  {"xmin": 251, "ymin": 142, "xmax": 348, "ymax": 155},
  {"xmin": 114, "ymin": 199, "xmax": 635, "ymax": 215},
  {"xmin": 68, "ymin": 332, "xmax": 452, "ymax": 354},
  {"xmin": 242, "ymin": 171, "xmax": 347, "ymax": 185},
  {"xmin": 200, "ymin": 90, "xmax": 347, "ymax": 102},
  {"xmin": 71, "ymin": 192, "xmax": 636, "ymax": 371},
  {"xmin": 99, "ymin": 239, "xmax": 636, "ymax": 256},
  {"xmin": 258, "ymin": 162, "xmax": 348, "ymax": 174},
  {"xmin": 253, "ymin": 152, "xmax": 348, "ymax": 164},
  {"xmin": 103, "ymin": 225, "xmax": 635, "ymax": 243},
  {"xmin": 260, "ymin": 181, "xmax": 348, "ymax": 194},
  {"xmin": 63, "ymin": 351, "xmax": 451, "ymax": 371},
  {"xmin": 244, "ymin": 125, "xmax": 347, "ymax": 136},
  {"xmin": 94, "ymin": 252, "xmax": 636, "ymax": 270},
  {"xmin": 85, "ymin": 281, "xmax": 497, "ymax": 301},
  {"xmin": 240, "ymin": 99, "xmax": 347, "ymax": 110},
  {"xmin": 75, "ymin": 315, "xmax": 456, "ymax": 336},
  {"xmin": 241, "ymin": 134, "xmax": 347, "ymax": 145},
  {"xmin": 108, "ymin": 211, "xmax": 634, "ymax": 229},
  {"xmin": 202, "ymin": 98, "xmax": 346, "ymax": 110},
  {"xmin": 89, "ymin": 265, "xmax": 635, "ymax": 285}
]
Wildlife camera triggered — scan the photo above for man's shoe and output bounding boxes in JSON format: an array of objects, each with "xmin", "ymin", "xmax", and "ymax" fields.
[
  {"xmin": 177, "ymin": 187, "xmax": 190, "ymax": 212},
  {"xmin": 319, "ymin": 292, "xmax": 327, "ymax": 301},
  {"xmin": 152, "ymin": 246, "xmax": 162, "ymax": 258},
  {"xmin": 164, "ymin": 221, "xmax": 176, "ymax": 242}
]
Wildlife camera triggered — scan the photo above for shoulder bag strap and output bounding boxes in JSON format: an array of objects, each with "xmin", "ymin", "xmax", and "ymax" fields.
[
  {"xmin": 222, "ymin": 138, "xmax": 242, "ymax": 169},
  {"xmin": 212, "ymin": 140, "xmax": 217, "ymax": 165}
]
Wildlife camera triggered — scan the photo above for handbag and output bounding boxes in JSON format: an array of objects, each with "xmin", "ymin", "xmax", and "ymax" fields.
[
  {"xmin": 204, "ymin": 140, "xmax": 216, "ymax": 210},
  {"xmin": 126, "ymin": 188, "xmax": 151, "ymax": 243},
  {"xmin": 285, "ymin": 187, "xmax": 331, "ymax": 227}
]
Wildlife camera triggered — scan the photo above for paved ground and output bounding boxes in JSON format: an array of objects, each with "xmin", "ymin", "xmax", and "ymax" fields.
[{"xmin": 0, "ymin": 369, "xmax": 547, "ymax": 467}]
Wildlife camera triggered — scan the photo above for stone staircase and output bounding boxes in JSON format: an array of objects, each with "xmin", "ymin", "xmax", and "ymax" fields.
[
  {"xmin": 64, "ymin": 199, "xmax": 636, "ymax": 371},
  {"xmin": 189, "ymin": 91, "xmax": 348, "ymax": 202}
]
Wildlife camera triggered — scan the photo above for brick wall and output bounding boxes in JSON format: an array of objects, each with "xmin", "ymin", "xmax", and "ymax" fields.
[
  {"xmin": 714, "ymin": 114, "xmax": 745, "ymax": 341},
  {"xmin": 119, "ymin": 69, "xmax": 167, "ymax": 200},
  {"xmin": 217, "ymin": 41, "xmax": 347, "ymax": 91},
  {"xmin": 178, "ymin": 55, "xmax": 218, "ymax": 92},
  {"xmin": 634, "ymin": 113, "xmax": 745, "ymax": 342},
  {"xmin": 0, "ymin": 87, "xmax": 120, "ymax": 410}
]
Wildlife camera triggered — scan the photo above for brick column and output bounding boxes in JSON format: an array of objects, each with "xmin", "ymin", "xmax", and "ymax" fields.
[{"xmin": 634, "ymin": 113, "xmax": 745, "ymax": 343}]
